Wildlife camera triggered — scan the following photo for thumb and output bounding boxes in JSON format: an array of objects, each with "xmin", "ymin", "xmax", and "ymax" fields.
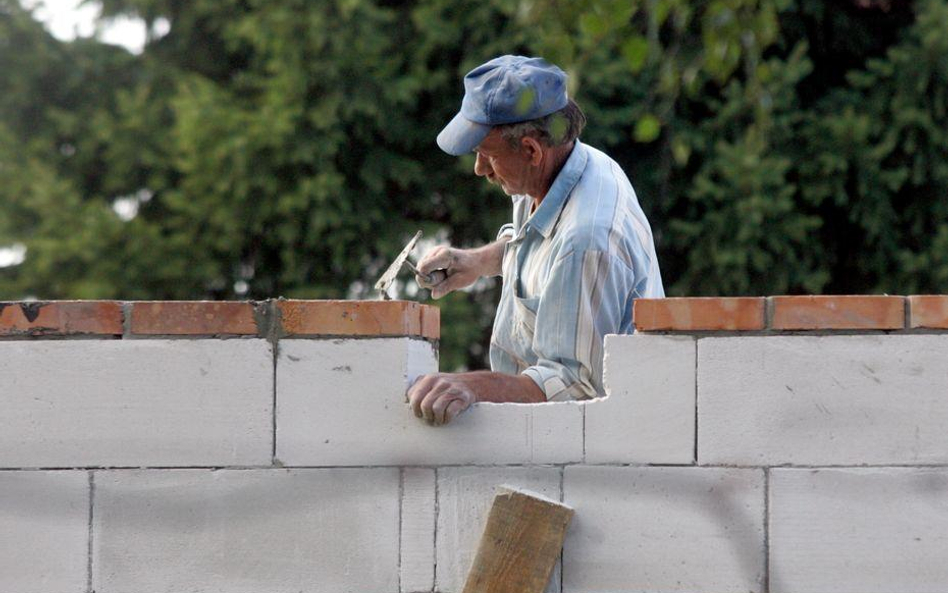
[
  {"xmin": 430, "ymin": 272, "xmax": 465, "ymax": 299},
  {"xmin": 417, "ymin": 248, "xmax": 455, "ymax": 276}
]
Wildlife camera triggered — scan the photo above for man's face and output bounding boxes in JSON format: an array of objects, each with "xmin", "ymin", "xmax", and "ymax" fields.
[{"xmin": 473, "ymin": 129, "xmax": 534, "ymax": 196}]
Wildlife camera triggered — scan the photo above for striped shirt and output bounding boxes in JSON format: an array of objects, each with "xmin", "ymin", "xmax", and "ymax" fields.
[{"xmin": 489, "ymin": 141, "xmax": 664, "ymax": 400}]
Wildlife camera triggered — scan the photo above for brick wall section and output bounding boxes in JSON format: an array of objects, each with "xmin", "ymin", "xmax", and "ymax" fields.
[
  {"xmin": 634, "ymin": 295, "xmax": 948, "ymax": 332},
  {"xmin": 7, "ymin": 296, "xmax": 944, "ymax": 336},
  {"xmin": 0, "ymin": 299, "xmax": 439, "ymax": 339},
  {"xmin": 4, "ymin": 297, "xmax": 948, "ymax": 593}
]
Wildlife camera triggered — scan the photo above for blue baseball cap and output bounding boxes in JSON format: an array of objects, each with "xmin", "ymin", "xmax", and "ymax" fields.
[{"xmin": 437, "ymin": 55, "xmax": 569, "ymax": 156}]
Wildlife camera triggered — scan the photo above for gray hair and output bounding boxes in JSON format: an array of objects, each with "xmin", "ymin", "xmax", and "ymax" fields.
[{"xmin": 497, "ymin": 98, "xmax": 586, "ymax": 148}]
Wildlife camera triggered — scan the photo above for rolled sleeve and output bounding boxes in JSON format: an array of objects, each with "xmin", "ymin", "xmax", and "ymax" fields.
[
  {"xmin": 523, "ymin": 364, "xmax": 591, "ymax": 402},
  {"xmin": 496, "ymin": 223, "xmax": 516, "ymax": 242},
  {"xmin": 521, "ymin": 249, "xmax": 635, "ymax": 401}
]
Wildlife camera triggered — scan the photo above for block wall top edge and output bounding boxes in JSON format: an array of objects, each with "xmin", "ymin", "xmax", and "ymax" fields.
[
  {"xmin": 635, "ymin": 295, "xmax": 948, "ymax": 333},
  {"xmin": 0, "ymin": 300, "xmax": 439, "ymax": 339}
]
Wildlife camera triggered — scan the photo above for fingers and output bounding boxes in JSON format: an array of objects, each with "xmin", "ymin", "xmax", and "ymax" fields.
[
  {"xmin": 419, "ymin": 385, "xmax": 448, "ymax": 424},
  {"xmin": 419, "ymin": 269, "xmax": 454, "ymax": 298},
  {"xmin": 444, "ymin": 398, "xmax": 469, "ymax": 423},
  {"xmin": 424, "ymin": 269, "xmax": 448, "ymax": 286},
  {"xmin": 430, "ymin": 273, "xmax": 466, "ymax": 299},
  {"xmin": 416, "ymin": 246, "xmax": 483, "ymax": 299},
  {"xmin": 414, "ymin": 270, "xmax": 445, "ymax": 291},
  {"xmin": 417, "ymin": 246, "xmax": 455, "ymax": 276},
  {"xmin": 416, "ymin": 247, "xmax": 454, "ymax": 296},
  {"xmin": 408, "ymin": 374, "xmax": 438, "ymax": 419},
  {"xmin": 406, "ymin": 374, "xmax": 473, "ymax": 425},
  {"xmin": 430, "ymin": 390, "xmax": 472, "ymax": 425},
  {"xmin": 409, "ymin": 374, "xmax": 454, "ymax": 424}
]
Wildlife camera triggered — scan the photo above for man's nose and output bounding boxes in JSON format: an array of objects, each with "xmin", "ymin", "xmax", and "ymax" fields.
[{"xmin": 474, "ymin": 153, "xmax": 492, "ymax": 177}]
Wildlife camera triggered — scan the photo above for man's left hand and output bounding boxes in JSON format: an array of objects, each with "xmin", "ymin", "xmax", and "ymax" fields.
[
  {"xmin": 406, "ymin": 371, "xmax": 546, "ymax": 425},
  {"xmin": 407, "ymin": 373, "xmax": 476, "ymax": 425}
]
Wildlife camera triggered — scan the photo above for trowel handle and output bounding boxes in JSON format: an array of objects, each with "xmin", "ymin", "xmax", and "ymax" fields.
[{"xmin": 405, "ymin": 260, "xmax": 448, "ymax": 287}]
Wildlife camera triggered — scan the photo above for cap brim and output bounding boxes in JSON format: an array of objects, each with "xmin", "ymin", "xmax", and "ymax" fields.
[{"xmin": 437, "ymin": 112, "xmax": 491, "ymax": 156}]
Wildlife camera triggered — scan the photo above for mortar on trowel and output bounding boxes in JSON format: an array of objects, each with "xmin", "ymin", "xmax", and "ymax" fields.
[{"xmin": 373, "ymin": 230, "xmax": 448, "ymax": 300}]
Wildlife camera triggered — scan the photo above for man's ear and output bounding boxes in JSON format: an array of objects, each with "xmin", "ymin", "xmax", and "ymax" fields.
[{"xmin": 521, "ymin": 136, "xmax": 544, "ymax": 166}]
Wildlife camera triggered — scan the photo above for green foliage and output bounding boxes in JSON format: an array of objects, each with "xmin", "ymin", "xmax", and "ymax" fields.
[
  {"xmin": 1, "ymin": 0, "xmax": 947, "ymax": 370},
  {"xmin": 795, "ymin": 0, "xmax": 948, "ymax": 293},
  {"xmin": 516, "ymin": 0, "xmax": 944, "ymax": 296}
]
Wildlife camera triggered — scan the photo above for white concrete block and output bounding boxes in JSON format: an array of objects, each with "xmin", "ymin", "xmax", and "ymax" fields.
[
  {"xmin": 585, "ymin": 334, "xmax": 695, "ymax": 464},
  {"xmin": 400, "ymin": 468, "xmax": 435, "ymax": 593},
  {"xmin": 0, "ymin": 471, "xmax": 89, "ymax": 593},
  {"xmin": 563, "ymin": 466, "xmax": 765, "ymax": 592},
  {"xmin": 770, "ymin": 468, "xmax": 948, "ymax": 593},
  {"xmin": 277, "ymin": 339, "xmax": 583, "ymax": 466},
  {"xmin": 0, "ymin": 340, "xmax": 273, "ymax": 467},
  {"xmin": 698, "ymin": 335, "xmax": 948, "ymax": 465},
  {"xmin": 92, "ymin": 468, "xmax": 400, "ymax": 593},
  {"xmin": 437, "ymin": 467, "xmax": 562, "ymax": 593}
]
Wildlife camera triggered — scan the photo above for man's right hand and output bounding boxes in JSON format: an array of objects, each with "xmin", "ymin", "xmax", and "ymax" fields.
[
  {"xmin": 416, "ymin": 239, "xmax": 507, "ymax": 299},
  {"xmin": 416, "ymin": 246, "xmax": 481, "ymax": 299}
]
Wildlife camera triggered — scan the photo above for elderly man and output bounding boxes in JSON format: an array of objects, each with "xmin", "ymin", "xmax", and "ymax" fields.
[{"xmin": 408, "ymin": 55, "xmax": 664, "ymax": 425}]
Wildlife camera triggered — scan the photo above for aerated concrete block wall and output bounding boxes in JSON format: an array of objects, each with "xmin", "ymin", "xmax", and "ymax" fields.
[{"xmin": 2, "ymin": 296, "xmax": 947, "ymax": 593}]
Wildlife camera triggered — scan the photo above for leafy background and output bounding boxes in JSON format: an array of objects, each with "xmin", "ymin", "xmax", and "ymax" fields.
[{"xmin": 2, "ymin": 0, "xmax": 947, "ymax": 369}]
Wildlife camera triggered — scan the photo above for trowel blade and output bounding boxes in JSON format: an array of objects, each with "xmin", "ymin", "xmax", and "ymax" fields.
[{"xmin": 373, "ymin": 230, "xmax": 423, "ymax": 299}]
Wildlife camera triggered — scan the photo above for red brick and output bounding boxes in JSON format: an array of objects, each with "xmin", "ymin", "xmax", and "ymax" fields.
[
  {"xmin": 0, "ymin": 301, "xmax": 122, "ymax": 335},
  {"xmin": 908, "ymin": 295, "xmax": 948, "ymax": 329},
  {"xmin": 419, "ymin": 304, "xmax": 441, "ymax": 340},
  {"xmin": 278, "ymin": 300, "xmax": 439, "ymax": 338},
  {"xmin": 130, "ymin": 301, "xmax": 258, "ymax": 335},
  {"xmin": 633, "ymin": 297, "xmax": 765, "ymax": 331},
  {"xmin": 771, "ymin": 295, "xmax": 905, "ymax": 330}
]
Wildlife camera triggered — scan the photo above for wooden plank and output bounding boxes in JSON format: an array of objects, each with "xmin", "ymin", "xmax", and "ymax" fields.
[{"xmin": 462, "ymin": 486, "xmax": 574, "ymax": 593}]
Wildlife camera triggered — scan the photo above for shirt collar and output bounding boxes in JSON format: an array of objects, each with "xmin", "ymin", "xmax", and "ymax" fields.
[{"xmin": 525, "ymin": 141, "xmax": 588, "ymax": 238}]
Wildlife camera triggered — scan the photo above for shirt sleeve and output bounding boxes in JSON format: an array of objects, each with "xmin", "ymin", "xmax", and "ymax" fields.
[
  {"xmin": 520, "ymin": 249, "xmax": 635, "ymax": 401},
  {"xmin": 496, "ymin": 223, "xmax": 515, "ymax": 242}
]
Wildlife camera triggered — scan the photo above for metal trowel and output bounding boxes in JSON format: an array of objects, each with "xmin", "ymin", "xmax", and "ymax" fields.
[{"xmin": 373, "ymin": 230, "xmax": 448, "ymax": 300}]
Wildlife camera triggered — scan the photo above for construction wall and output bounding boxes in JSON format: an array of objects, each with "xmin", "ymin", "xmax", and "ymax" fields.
[{"xmin": 1, "ymin": 297, "xmax": 947, "ymax": 593}]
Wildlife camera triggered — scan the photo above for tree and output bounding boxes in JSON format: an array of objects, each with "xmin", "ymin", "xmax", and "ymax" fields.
[{"xmin": 2, "ymin": 0, "xmax": 945, "ymax": 371}]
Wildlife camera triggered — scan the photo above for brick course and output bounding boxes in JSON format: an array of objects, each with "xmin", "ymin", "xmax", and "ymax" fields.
[
  {"xmin": 908, "ymin": 295, "xmax": 948, "ymax": 329},
  {"xmin": 130, "ymin": 301, "xmax": 259, "ymax": 335},
  {"xmin": 5, "ymin": 296, "xmax": 947, "ymax": 337},
  {"xmin": 771, "ymin": 295, "xmax": 904, "ymax": 330},
  {"xmin": 0, "ymin": 299, "xmax": 439, "ymax": 339},
  {"xmin": 632, "ymin": 295, "xmax": 948, "ymax": 332},
  {"xmin": 0, "ymin": 300, "xmax": 122, "ymax": 336},
  {"xmin": 279, "ymin": 299, "xmax": 439, "ymax": 339},
  {"xmin": 634, "ymin": 297, "xmax": 765, "ymax": 331}
]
